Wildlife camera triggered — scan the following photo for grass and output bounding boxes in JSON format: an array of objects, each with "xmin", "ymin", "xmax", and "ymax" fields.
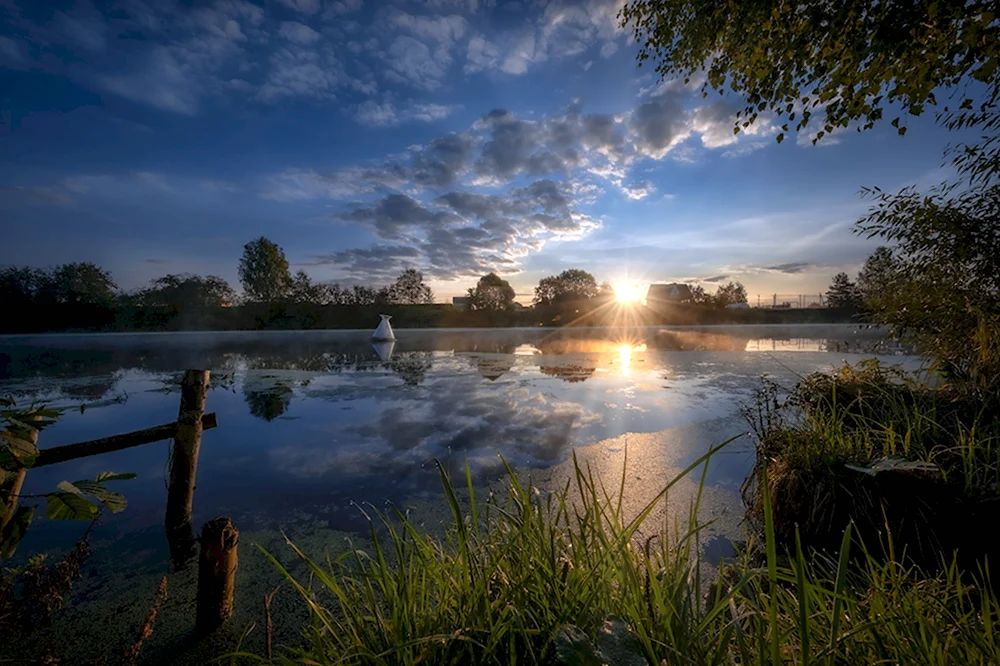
[
  {"xmin": 240, "ymin": 441, "xmax": 999, "ymax": 665},
  {"xmin": 742, "ymin": 358, "xmax": 1000, "ymax": 569}
]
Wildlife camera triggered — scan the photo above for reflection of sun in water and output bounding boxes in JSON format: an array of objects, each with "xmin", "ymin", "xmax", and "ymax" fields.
[
  {"xmin": 613, "ymin": 283, "xmax": 643, "ymax": 304},
  {"xmin": 617, "ymin": 343, "xmax": 647, "ymax": 375}
]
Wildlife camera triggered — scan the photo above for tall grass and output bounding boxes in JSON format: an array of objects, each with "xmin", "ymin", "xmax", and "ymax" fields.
[{"xmin": 246, "ymin": 443, "xmax": 999, "ymax": 665}]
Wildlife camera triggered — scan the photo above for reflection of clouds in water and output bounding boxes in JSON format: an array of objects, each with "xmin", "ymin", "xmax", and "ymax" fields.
[{"xmin": 270, "ymin": 377, "xmax": 600, "ymax": 480}]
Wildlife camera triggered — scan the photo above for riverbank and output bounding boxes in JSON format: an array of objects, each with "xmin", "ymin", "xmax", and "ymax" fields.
[{"xmin": 0, "ymin": 302, "xmax": 857, "ymax": 334}]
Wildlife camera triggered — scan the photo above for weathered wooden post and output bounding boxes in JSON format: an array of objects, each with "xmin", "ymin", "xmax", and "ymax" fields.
[
  {"xmin": 165, "ymin": 369, "xmax": 210, "ymax": 569},
  {"xmin": 1, "ymin": 420, "xmax": 38, "ymax": 552},
  {"xmin": 196, "ymin": 516, "xmax": 239, "ymax": 633}
]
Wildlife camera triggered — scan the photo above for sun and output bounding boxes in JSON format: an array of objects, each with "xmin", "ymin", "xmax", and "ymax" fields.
[{"xmin": 613, "ymin": 283, "xmax": 643, "ymax": 304}]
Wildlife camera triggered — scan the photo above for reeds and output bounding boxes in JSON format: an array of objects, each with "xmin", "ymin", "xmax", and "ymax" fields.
[{"xmin": 248, "ymin": 445, "xmax": 999, "ymax": 665}]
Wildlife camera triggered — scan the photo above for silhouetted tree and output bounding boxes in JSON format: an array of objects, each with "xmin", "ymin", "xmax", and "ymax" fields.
[
  {"xmin": 689, "ymin": 284, "xmax": 711, "ymax": 305},
  {"xmin": 857, "ymin": 184, "xmax": 1000, "ymax": 383},
  {"xmin": 0, "ymin": 267, "xmax": 53, "ymax": 310},
  {"xmin": 139, "ymin": 274, "xmax": 235, "ymax": 311},
  {"xmin": 533, "ymin": 269, "xmax": 599, "ymax": 306},
  {"xmin": 238, "ymin": 237, "xmax": 291, "ymax": 303},
  {"xmin": 387, "ymin": 269, "xmax": 434, "ymax": 304},
  {"xmin": 289, "ymin": 270, "xmax": 329, "ymax": 305},
  {"xmin": 50, "ymin": 263, "xmax": 117, "ymax": 306},
  {"xmin": 597, "ymin": 281, "xmax": 616, "ymax": 303},
  {"xmin": 713, "ymin": 281, "xmax": 747, "ymax": 307},
  {"xmin": 856, "ymin": 246, "xmax": 898, "ymax": 303},
  {"xmin": 343, "ymin": 285, "xmax": 379, "ymax": 305},
  {"xmin": 468, "ymin": 273, "xmax": 515, "ymax": 311},
  {"xmin": 826, "ymin": 272, "xmax": 861, "ymax": 308}
]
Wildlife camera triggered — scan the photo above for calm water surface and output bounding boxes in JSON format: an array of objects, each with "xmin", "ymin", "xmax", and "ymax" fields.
[{"xmin": 0, "ymin": 325, "xmax": 919, "ymax": 661}]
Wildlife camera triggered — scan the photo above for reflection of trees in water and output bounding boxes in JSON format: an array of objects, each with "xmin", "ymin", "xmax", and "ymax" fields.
[
  {"xmin": 387, "ymin": 352, "xmax": 434, "ymax": 386},
  {"xmin": 243, "ymin": 382, "xmax": 294, "ymax": 421},
  {"xmin": 59, "ymin": 376, "xmax": 121, "ymax": 401},
  {"xmin": 476, "ymin": 356, "xmax": 514, "ymax": 381},
  {"xmin": 539, "ymin": 364, "xmax": 596, "ymax": 383}
]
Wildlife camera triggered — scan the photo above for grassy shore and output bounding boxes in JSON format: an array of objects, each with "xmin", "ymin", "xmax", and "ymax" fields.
[{"xmin": 247, "ymin": 445, "xmax": 999, "ymax": 665}]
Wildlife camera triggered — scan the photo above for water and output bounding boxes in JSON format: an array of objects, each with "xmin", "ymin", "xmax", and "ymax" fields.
[{"xmin": 0, "ymin": 325, "xmax": 919, "ymax": 662}]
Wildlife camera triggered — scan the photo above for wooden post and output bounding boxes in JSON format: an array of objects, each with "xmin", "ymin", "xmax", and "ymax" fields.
[
  {"xmin": 196, "ymin": 516, "xmax": 239, "ymax": 633},
  {"xmin": 165, "ymin": 369, "xmax": 210, "ymax": 569},
  {"xmin": 1, "ymin": 421, "xmax": 37, "ymax": 538}
]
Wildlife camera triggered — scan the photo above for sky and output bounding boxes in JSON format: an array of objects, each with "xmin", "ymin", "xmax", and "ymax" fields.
[{"xmin": 0, "ymin": 0, "xmax": 969, "ymax": 303}]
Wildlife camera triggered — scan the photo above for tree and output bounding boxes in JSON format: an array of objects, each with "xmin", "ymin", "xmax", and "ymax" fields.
[
  {"xmin": 349, "ymin": 285, "xmax": 379, "ymax": 306},
  {"xmin": 689, "ymin": 284, "xmax": 711, "ymax": 305},
  {"xmin": 238, "ymin": 237, "xmax": 292, "ymax": 303},
  {"xmin": 856, "ymin": 183, "xmax": 1000, "ymax": 385},
  {"xmin": 387, "ymin": 269, "xmax": 434, "ymax": 305},
  {"xmin": 289, "ymin": 270, "xmax": 329, "ymax": 305},
  {"xmin": 49, "ymin": 263, "xmax": 117, "ymax": 307},
  {"xmin": 468, "ymin": 273, "xmax": 516, "ymax": 311},
  {"xmin": 533, "ymin": 269, "xmax": 599, "ymax": 306},
  {"xmin": 0, "ymin": 267, "xmax": 53, "ymax": 309},
  {"xmin": 597, "ymin": 281, "xmax": 616, "ymax": 303},
  {"xmin": 620, "ymin": 1, "xmax": 999, "ymax": 151},
  {"xmin": 856, "ymin": 246, "xmax": 899, "ymax": 303},
  {"xmin": 140, "ymin": 274, "xmax": 235, "ymax": 311},
  {"xmin": 713, "ymin": 281, "xmax": 747, "ymax": 307},
  {"xmin": 826, "ymin": 272, "xmax": 861, "ymax": 308}
]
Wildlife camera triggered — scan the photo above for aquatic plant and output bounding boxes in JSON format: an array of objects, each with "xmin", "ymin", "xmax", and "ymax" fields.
[{"xmin": 249, "ymin": 446, "xmax": 999, "ymax": 665}]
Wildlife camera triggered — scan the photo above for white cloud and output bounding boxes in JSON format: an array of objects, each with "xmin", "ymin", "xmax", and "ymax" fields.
[
  {"xmin": 274, "ymin": 0, "xmax": 321, "ymax": 15},
  {"xmin": 278, "ymin": 21, "xmax": 322, "ymax": 44},
  {"xmin": 500, "ymin": 33, "xmax": 537, "ymax": 75},
  {"xmin": 599, "ymin": 41, "xmax": 618, "ymax": 58},
  {"xmin": 0, "ymin": 36, "xmax": 27, "ymax": 66},
  {"xmin": 257, "ymin": 46, "xmax": 343, "ymax": 101},
  {"xmin": 465, "ymin": 35, "xmax": 500, "ymax": 73},
  {"xmin": 621, "ymin": 180, "xmax": 655, "ymax": 200},
  {"xmin": 383, "ymin": 35, "xmax": 451, "ymax": 90},
  {"xmin": 101, "ymin": 46, "xmax": 201, "ymax": 115}
]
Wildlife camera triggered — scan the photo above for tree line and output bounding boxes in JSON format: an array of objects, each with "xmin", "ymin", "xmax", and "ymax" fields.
[{"xmin": 0, "ymin": 237, "xmax": 437, "ymax": 316}]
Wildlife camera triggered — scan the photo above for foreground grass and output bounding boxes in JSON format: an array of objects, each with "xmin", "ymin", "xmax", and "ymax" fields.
[
  {"xmin": 740, "ymin": 360, "xmax": 1000, "ymax": 567},
  {"xmin": 245, "ymin": 442, "xmax": 999, "ymax": 665}
]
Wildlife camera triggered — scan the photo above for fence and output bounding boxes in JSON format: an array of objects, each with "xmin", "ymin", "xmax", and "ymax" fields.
[{"xmin": 751, "ymin": 294, "xmax": 827, "ymax": 309}]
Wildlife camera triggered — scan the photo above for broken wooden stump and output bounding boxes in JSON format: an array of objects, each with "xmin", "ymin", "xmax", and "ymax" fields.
[
  {"xmin": 165, "ymin": 369, "xmax": 210, "ymax": 569},
  {"xmin": 196, "ymin": 516, "xmax": 239, "ymax": 633}
]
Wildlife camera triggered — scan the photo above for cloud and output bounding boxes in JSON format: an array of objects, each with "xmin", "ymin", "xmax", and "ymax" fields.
[
  {"xmin": 274, "ymin": 0, "xmax": 321, "ymax": 15},
  {"xmin": 353, "ymin": 101, "xmax": 460, "ymax": 127},
  {"xmin": 763, "ymin": 262, "xmax": 813, "ymax": 274},
  {"xmin": 257, "ymin": 46, "xmax": 343, "ymax": 101},
  {"xmin": 465, "ymin": 35, "xmax": 501, "ymax": 73},
  {"xmin": 599, "ymin": 41, "xmax": 618, "ymax": 58},
  {"xmin": 700, "ymin": 275, "xmax": 729, "ymax": 283},
  {"xmin": 321, "ymin": 178, "xmax": 600, "ymax": 281},
  {"xmin": 629, "ymin": 96, "xmax": 690, "ymax": 159},
  {"xmin": 101, "ymin": 46, "xmax": 202, "ymax": 115},
  {"xmin": 382, "ymin": 35, "xmax": 451, "ymax": 90},
  {"xmin": 621, "ymin": 180, "xmax": 655, "ymax": 200},
  {"xmin": 278, "ymin": 21, "xmax": 322, "ymax": 44}
]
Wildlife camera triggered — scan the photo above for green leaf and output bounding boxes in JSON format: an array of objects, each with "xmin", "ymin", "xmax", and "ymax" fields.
[
  {"xmin": 45, "ymin": 491, "xmax": 99, "ymax": 521},
  {"xmin": 776, "ymin": 133, "xmax": 784, "ymax": 144},
  {"xmin": 94, "ymin": 472, "xmax": 137, "ymax": 482},
  {"xmin": 70, "ymin": 480, "xmax": 127, "ymax": 513},
  {"xmin": 0, "ymin": 431, "xmax": 38, "ymax": 466},
  {"xmin": 1, "ymin": 506, "xmax": 34, "ymax": 558},
  {"xmin": 898, "ymin": 126, "xmax": 907, "ymax": 136}
]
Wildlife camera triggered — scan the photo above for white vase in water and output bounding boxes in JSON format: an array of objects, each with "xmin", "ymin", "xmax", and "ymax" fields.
[{"xmin": 372, "ymin": 314, "xmax": 396, "ymax": 341}]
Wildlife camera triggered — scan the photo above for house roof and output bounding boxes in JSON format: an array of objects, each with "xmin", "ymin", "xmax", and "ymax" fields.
[{"xmin": 646, "ymin": 283, "xmax": 694, "ymax": 302}]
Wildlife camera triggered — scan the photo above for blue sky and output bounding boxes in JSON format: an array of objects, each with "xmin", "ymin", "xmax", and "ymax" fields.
[{"xmin": 0, "ymin": 0, "xmax": 966, "ymax": 302}]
